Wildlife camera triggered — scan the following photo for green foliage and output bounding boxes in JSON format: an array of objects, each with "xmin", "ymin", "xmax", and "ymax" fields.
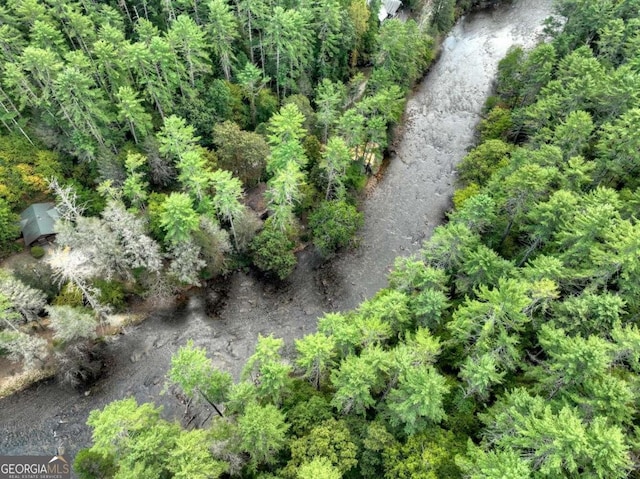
[
  {"xmin": 73, "ymin": 449, "xmax": 117, "ymax": 479},
  {"xmin": 169, "ymin": 340, "xmax": 233, "ymax": 406},
  {"xmin": 0, "ymin": 198, "xmax": 20, "ymax": 257},
  {"xmin": 386, "ymin": 365, "xmax": 450, "ymax": 434},
  {"xmin": 296, "ymin": 457, "xmax": 341, "ymax": 479},
  {"xmin": 210, "ymin": 169, "xmax": 245, "ymax": 249},
  {"xmin": 319, "ymin": 137, "xmax": 351, "ymax": 200},
  {"xmin": 528, "ymin": 325, "xmax": 635, "ymax": 424},
  {"xmin": 265, "ymin": 102, "xmax": 310, "ymax": 231},
  {"xmin": 238, "ymin": 402, "xmax": 289, "ymax": 467},
  {"xmin": 213, "ymin": 121, "xmax": 269, "ymax": 187},
  {"xmin": 596, "ymin": 107, "xmax": 640, "ymax": 187},
  {"xmin": 481, "ymin": 389, "xmax": 632, "ymax": 478},
  {"xmin": 458, "ymin": 353, "xmax": 505, "ymax": 401},
  {"xmin": 382, "ymin": 428, "xmax": 463, "ymax": 479},
  {"xmin": 53, "ymin": 283, "xmax": 84, "ymax": 308},
  {"xmin": 160, "ymin": 193, "xmax": 200, "ymax": 245},
  {"xmin": 373, "ymin": 20, "xmax": 433, "ymax": 89},
  {"xmin": 284, "ymin": 419, "xmax": 358, "ymax": 477},
  {"xmin": 422, "ymin": 222, "xmax": 481, "ymax": 272},
  {"xmin": 310, "ymin": 200, "xmax": 363, "ymax": 256},
  {"xmin": 29, "ymin": 245, "xmax": 45, "ymax": 259},
  {"xmin": 54, "ymin": 2, "xmax": 640, "ymax": 477},
  {"xmin": 226, "ymin": 381, "xmax": 259, "ymax": 415},
  {"xmin": 295, "ymin": 333, "xmax": 337, "ymax": 389},
  {"xmin": 360, "ymin": 421, "xmax": 398, "ymax": 478},
  {"xmin": 357, "ymin": 289, "xmax": 412, "ymax": 336},
  {"xmin": 93, "ymin": 279, "xmax": 125, "ymax": 311},
  {"xmin": 243, "ymin": 334, "xmax": 293, "ymax": 406},
  {"xmin": 452, "ymin": 183, "xmax": 480, "ymax": 209},
  {"xmin": 388, "ymin": 258, "xmax": 448, "ymax": 292},
  {"xmin": 315, "ymin": 79, "xmax": 346, "ymax": 142},
  {"xmin": 344, "ymin": 161, "xmax": 368, "ymax": 192},
  {"xmin": 456, "ymin": 441, "xmax": 531, "ymax": 479},
  {"xmin": 167, "ymin": 429, "xmax": 229, "ymax": 479},
  {"xmin": 286, "ymin": 394, "xmax": 334, "ymax": 437},
  {"xmin": 0, "ymin": 134, "xmax": 62, "ymax": 210},
  {"xmin": 457, "ymin": 140, "xmax": 511, "ymax": 186},
  {"xmin": 449, "ymin": 279, "xmax": 532, "ymax": 379},
  {"xmin": 84, "ymin": 397, "xmax": 228, "ymax": 478},
  {"xmin": 268, "ymin": 103, "xmax": 307, "ymax": 147},
  {"xmin": 551, "ymin": 109, "xmax": 594, "ymax": 160},
  {"xmin": 455, "ymin": 244, "xmax": 515, "ymax": 293},
  {"xmin": 479, "ymin": 106, "xmax": 513, "ymax": 142},
  {"xmin": 330, "ymin": 350, "xmax": 381, "ymax": 415},
  {"xmin": 431, "ymin": 0, "xmax": 456, "ymax": 33},
  {"xmin": 87, "ymin": 397, "xmax": 162, "ymax": 455},
  {"xmin": 146, "ymin": 192, "xmax": 168, "ymax": 242},
  {"xmin": 283, "ymin": 95, "xmax": 316, "ymax": 135},
  {"xmin": 250, "ymin": 221, "xmax": 297, "ymax": 279}
]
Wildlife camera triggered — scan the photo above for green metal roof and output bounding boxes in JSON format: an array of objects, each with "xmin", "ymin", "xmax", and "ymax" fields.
[{"xmin": 20, "ymin": 203, "xmax": 59, "ymax": 246}]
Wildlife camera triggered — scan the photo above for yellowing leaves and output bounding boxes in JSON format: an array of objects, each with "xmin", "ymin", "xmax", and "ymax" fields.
[{"xmin": 0, "ymin": 134, "xmax": 62, "ymax": 209}]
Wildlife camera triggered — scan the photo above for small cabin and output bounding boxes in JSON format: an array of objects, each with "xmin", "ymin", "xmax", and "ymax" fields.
[
  {"xmin": 378, "ymin": 0, "xmax": 402, "ymax": 22},
  {"xmin": 20, "ymin": 203, "xmax": 59, "ymax": 246}
]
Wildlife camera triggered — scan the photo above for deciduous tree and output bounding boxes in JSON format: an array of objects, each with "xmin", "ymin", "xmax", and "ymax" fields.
[
  {"xmin": 310, "ymin": 200, "xmax": 363, "ymax": 256},
  {"xmin": 213, "ymin": 121, "xmax": 268, "ymax": 187}
]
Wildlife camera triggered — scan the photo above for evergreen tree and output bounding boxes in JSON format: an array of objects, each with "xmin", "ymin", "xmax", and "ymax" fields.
[{"xmin": 160, "ymin": 192, "xmax": 199, "ymax": 244}]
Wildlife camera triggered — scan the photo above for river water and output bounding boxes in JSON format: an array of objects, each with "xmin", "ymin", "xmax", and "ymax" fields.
[{"xmin": 0, "ymin": 0, "xmax": 553, "ymax": 459}]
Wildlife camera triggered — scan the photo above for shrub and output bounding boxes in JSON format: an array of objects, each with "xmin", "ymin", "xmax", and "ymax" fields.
[
  {"xmin": 452, "ymin": 183, "xmax": 480, "ymax": 209},
  {"xmin": 310, "ymin": 200, "xmax": 364, "ymax": 256},
  {"xmin": 286, "ymin": 394, "xmax": 334, "ymax": 437},
  {"xmin": 234, "ymin": 210, "xmax": 262, "ymax": 253},
  {"xmin": 53, "ymin": 283, "xmax": 84, "ymax": 307},
  {"xmin": 457, "ymin": 139, "xmax": 511, "ymax": 186},
  {"xmin": 0, "ymin": 198, "xmax": 20, "ymax": 258},
  {"xmin": 344, "ymin": 162, "xmax": 367, "ymax": 192},
  {"xmin": 11, "ymin": 259, "xmax": 58, "ymax": 301},
  {"xmin": 479, "ymin": 106, "xmax": 514, "ymax": 142},
  {"xmin": 250, "ymin": 221, "xmax": 297, "ymax": 279},
  {"xmin": 30, "ymin": 245, "xmax": 45, "ymax": 259},
  {"xmin": 93, "ymin": 279, "xmax": 126, "ymax": 311},
  {"xmin": 73, "ymin": 448, "xmax": 117, "ymax": 479}
]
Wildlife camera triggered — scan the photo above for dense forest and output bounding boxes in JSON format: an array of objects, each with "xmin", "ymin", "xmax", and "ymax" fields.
[
  {"xmin": 0, "ymin": 0, "xmax": 458, "ymax": 375},
  {"xmin": 65, "ymin": 0, "xmax": 640, "ymax": 478},
  {"xmin": 2, "ymin": 0, "xmax": 640, "ymax": 476}
]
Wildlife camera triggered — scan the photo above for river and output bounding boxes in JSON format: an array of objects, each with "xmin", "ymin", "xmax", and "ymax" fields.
[{"xmin": 0, "ymin": 0, "xmax": 553, "ymax": 460}]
